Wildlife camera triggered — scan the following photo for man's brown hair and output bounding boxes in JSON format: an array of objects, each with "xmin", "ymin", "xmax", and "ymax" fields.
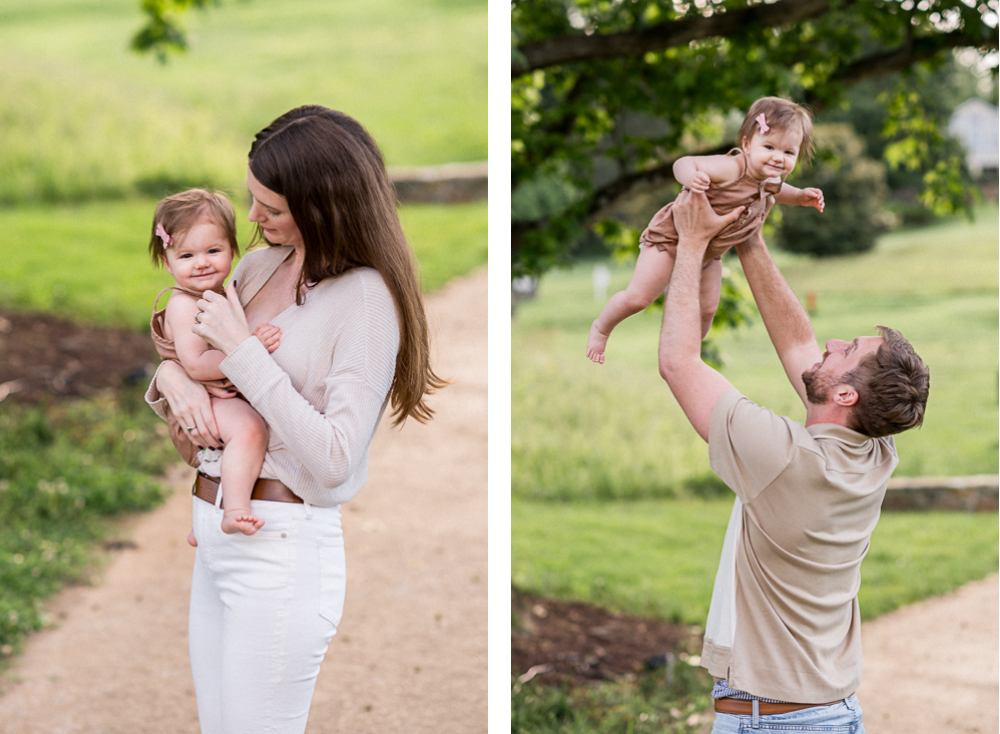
[{"xmin": 842, "ymin": 326, "xmax": 929, "ymax": 438}]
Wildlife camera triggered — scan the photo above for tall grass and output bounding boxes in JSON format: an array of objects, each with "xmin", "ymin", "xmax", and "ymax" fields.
[
  {"xmin": 0, "ymin": 199, "xmax": 487, "ymax": 330},
  {"xmin": 0, "ymin": 0, "xmax": 486, "ymax": 205},
  {"xmin": 0, "ymin": 57, "xmax": 244, "ymax": 205},
  {"xmin": 513, "ymin": 204, "xmax": 999, "ymax": 501},
  {"xmin": 513, "ymin": 498, "xmax": 999, "ymax": 625}
]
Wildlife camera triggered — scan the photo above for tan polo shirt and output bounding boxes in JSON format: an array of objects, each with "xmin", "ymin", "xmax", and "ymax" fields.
[{"xmin": 703, "ymin": 388, "xmax": 897, "ymax": 702}]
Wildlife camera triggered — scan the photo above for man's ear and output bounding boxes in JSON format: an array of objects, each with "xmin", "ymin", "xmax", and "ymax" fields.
[{"xmin": 832, "ymin": 384, "xmax": 859, "ymax": 408}]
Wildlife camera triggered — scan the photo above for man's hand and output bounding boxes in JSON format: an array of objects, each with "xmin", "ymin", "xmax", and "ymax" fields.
[{"xmin": 672, "ymin": 190, "xmax": 745, "ymax": 250}]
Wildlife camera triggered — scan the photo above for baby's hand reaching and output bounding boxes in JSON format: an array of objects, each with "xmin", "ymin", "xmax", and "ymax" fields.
[
  {"xmin": 800, "ymin": 187, "xmax": 824, "ymax": 212},
  {"xmin": 686, "ymin": 171, "xmax": 712, "ymax": 193},
  {"xmin": 253, "ymin": 323, "xmax": 282, "ymax": 353}
]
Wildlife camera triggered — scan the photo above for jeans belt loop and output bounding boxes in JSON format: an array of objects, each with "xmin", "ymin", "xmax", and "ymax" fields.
[{"xmin": 752, "ymin": 699, "xmax": 759, "ymax": 728}]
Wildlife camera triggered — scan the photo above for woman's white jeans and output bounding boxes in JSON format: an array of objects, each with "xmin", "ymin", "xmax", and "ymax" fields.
[{"xmin": 189, "ymin": 487, "xmax": 346, "ymax": 734}]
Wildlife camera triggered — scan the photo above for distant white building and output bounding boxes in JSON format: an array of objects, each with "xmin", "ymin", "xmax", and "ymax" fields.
[{"xmin": 948, "ymin": 98, "xmax": 999, "ymax": 179}]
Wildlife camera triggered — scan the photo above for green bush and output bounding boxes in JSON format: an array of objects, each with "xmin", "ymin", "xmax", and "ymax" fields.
[
  {"xmin": 0, "ymin": 388, "xmax": 177, "ymax": 661},
  {"xmin": 777, "ymin": 124, "xmax": 890, "ymax": 257},
  {"xmin": 512, "ymin": 664, "xmax": 714, "ymax": 734}
]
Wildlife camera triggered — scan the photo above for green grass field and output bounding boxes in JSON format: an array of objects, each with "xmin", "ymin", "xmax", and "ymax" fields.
[
  {"xmin": 0, "ymin": 0, "xmax": 486, "ymax": 207},
  {"xmin": 0, "ymin": 0, "xmax": 488, "ymax": 326},
  {"xmin": 512, "ymin": 499, "xmax": 999, "ymax": 624},
  {"xmin": 512, "ymin": 204, "xmax": 999, "ymax": 623},
  {"xmin": 0, "ymin": 198, "xmax": 487, "ymax": 330},
  {"xmin": 515, "ymin": 204, "xmax": 999, "ymax": 500}
]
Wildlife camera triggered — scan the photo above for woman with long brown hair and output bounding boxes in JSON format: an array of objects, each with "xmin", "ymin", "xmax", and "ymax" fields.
[{"xmin": 146, "ymin": 105, "xmax": 444, "ymax": 733}]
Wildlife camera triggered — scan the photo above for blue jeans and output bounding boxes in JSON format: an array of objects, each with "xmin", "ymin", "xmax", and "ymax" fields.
[{"xmin": 711, "ymin": 695, "xmax": 866, "ymax": 733}]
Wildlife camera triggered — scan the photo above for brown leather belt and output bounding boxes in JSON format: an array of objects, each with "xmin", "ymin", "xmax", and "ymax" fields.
[
  {"xmin": 192, "ymin": 471, "xmax": 303, "ymax": 509},
  {"xmin": 714, "ymin": 697, "xmax": 845, "ymax": 715}
]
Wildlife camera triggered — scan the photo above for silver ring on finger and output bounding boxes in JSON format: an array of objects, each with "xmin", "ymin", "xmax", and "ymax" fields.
[
  {"xmin": 194, "ymin": 312, "xmax": 202, "ymax": 324},
  {"xmin": 186, "ymin": 426, "xmax": 196, "ymax": 432}
]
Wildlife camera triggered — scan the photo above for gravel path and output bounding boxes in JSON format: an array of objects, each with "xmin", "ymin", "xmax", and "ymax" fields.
[
  {"xmin": 857, "ymin": 573, "xmax": 998, "ymax": 734},
  {"xmin": 0, "ymin": 268, "xmax": 487, "ymax": 733}
]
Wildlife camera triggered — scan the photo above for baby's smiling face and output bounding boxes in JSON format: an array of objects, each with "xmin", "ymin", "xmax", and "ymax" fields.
[
  {"xmin": 742, "ymin": 125, "xmax": 803, "ymax": 183},
  {"xmin": 163, "ymin": 220, "xmax": 234, "ymax": 293}
]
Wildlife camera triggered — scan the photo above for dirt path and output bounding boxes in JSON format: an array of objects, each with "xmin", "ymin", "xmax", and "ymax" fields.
[
  {"xmin": 856, "ymin": 573, "xmax": 998, "ymax": 734},
  {"xmin": 0, "ymin": 268, "xmax": 487, "ymax": 733}
]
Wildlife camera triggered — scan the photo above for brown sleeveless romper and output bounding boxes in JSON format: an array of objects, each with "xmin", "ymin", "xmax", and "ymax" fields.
[
  {"xmin": 150, "ymin": 285, "xmax": 227, "ymax": 468},
  {"xmin": 639, "ymin": 149, "xmax": 784, "ymax": 262}
]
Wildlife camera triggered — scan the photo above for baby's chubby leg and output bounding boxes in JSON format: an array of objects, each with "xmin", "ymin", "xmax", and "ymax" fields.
[
  {"xmin": 699, "ymin": 257, "xmax": 723, "ymax": 339},
  {"xmin": 588, "ymin": 245, "xmax": 676, "ymax": 363},
  {"xmin": 211, "ymin": 397, "xmax": 268, "ymax": 536}
]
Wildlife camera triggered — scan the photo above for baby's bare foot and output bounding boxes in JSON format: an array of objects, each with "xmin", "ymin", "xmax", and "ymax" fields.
[
  {"xmin": 586, "ymin": 321, "xmax": 609, "ymax": 364},
  {"xmin": 221, "ymin": 509, "xmax": 264, "ymax": 536}
]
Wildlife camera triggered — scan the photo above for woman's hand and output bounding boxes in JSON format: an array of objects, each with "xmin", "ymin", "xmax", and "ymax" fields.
[
  {"xmin": 157, "ymin": 360, "xmax": 223, "ymax": 448},
  {"xmin": 193, "ymin": 282, "xmax": 253, "ymax": 356}
]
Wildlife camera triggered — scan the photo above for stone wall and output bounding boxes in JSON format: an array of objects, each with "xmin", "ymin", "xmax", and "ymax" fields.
[
  {"xmin": 882, "ymin": 474, "xmax": 999, "ymax": 512},
  {"xmin": 390, "ymin": 161, "xmax": 488, "ymax": 204}
]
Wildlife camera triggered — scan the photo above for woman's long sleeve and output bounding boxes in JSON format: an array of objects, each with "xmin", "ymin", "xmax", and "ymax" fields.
[{"xmin": 219, "ymin": 267, "xmax": 399, "ymax": 505}]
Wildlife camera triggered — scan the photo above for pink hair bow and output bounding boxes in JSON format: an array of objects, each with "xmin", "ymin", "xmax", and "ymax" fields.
[
  {"xmin": 156, "ymin": 222, "xmax": 173, "ymax": 249},
  {"xmin": 755, "ymin": 113, "xmax": 770, "ymax": 135}
]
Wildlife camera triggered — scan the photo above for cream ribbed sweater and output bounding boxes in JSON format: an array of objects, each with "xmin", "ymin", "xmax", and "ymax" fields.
[{"xmin": 146, "ymin": 246, "xmax": 399, "ymax": 506}]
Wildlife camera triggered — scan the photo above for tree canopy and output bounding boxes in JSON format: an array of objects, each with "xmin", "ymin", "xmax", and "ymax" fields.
[{"xmin": 512, "ymin": 0, "xmax": 999, "ymax": 276}]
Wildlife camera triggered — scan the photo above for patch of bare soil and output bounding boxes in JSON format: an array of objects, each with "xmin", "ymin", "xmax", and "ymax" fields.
[
  {"xmin": 0, "ymin": 311, "xmax": 157, "ymax": 403},
  {"xmin": 512, "ymin": 587, "xmax": 703, "ymax": 684}
]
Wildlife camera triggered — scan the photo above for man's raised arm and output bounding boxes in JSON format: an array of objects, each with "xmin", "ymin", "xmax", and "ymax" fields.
[
  {"xmin": 658, "ymin": 192, "xmax": 743, "ymax": 441},
  {"xmin": 734, "ymin": 231, "xmax": 822, "ymax": 407}
]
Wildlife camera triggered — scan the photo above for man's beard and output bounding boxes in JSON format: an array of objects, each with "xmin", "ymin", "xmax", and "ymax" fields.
[{"xmin": 801, "ymin": 366, "xmax": 836, "ymax": 404}]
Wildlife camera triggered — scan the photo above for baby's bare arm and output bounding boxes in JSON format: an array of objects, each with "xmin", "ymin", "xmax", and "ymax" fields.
[
  {"xmin": 165, "ymin": 295, "xmax": 227, "ymax": 381},
  {"xmin": 775, "ymin": 183, "xmax": 824, "ymax": 212},
  {"xmin": 673, "ymin": 154, "xmax": 742, "ymax": 192}
]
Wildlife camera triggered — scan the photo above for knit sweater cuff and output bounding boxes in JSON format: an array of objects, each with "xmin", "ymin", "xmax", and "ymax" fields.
[{"xmin": 219, "ymin": 335, "xmax": 277, "ymax": 400}]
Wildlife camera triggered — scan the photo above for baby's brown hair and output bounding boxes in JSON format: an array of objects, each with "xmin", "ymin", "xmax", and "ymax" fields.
[
  {"xmin": 738, "ymin": 97, "xmax": 815, "ymax": 161},
  {"xmin": 149, "ymin": 189, "xmax": 239, "ymax": 267}
]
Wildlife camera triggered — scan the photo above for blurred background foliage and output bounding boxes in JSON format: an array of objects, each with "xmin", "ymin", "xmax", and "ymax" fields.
[
  {"xmin": 0, "ymin": 0, "xmax": 488, "ymax": 326},
  {"xmin": 0, "ymin": 0, "xmax": 486, "ymax": 206},
  {"xmin": 511, "ymin": 0, "xmax": 998, "ymax": 276}
]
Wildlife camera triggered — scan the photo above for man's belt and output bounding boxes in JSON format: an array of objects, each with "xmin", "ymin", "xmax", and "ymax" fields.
[{"xmin": 714, "ymin": 697, "xmax": 845, "ymax": 715}]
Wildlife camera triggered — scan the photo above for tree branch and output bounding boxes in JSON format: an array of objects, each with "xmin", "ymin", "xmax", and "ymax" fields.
[
  {"xmin": 513, "ymin": 0, "xmax": 838, "ymax": 77},
  {"xmin": 584, "ymin": 28, "xmax": 997, "ymax": 218},
  {"xmin": 824, "ymin": 28, "xmax": 998, "ymax": 89}
]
